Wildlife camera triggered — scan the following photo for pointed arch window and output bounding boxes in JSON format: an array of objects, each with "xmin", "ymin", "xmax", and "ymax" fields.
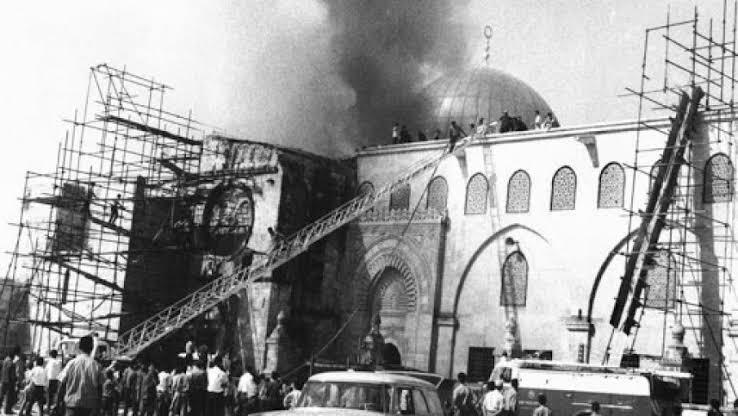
[
  {"xmin": 550, "ymin": 166, "xmax": 576, "ymax": 210},
  {"xmin": 506, "ymin": 170, "xmax": 531, "ymax": 213},
  {"xmin": 465, "ymin": 173, "xmax": 489, "ymax": 214},
  {"xmin": 389, "ymin": 184, "xmax": 411, "ymax": 211},
  {"xmin": 426, "ymin": 176, "xmax": 448, "ymax": 212},
  {"xmin": 704, "ymin": 153, "xmax": 734, "ymax": 203},
  {"xmin": 644, "ymin": 250, "xmax": 678, "ymax": 310},
  {"xmin": 598, "ymin": 162, "xmax": 625, "ymax": 208},
  {"xmin": 501, "ymin": 251, "xmax": 528, "ymax": 306},
  {"xmin": 357, "ymin": 181, "xmax": 375, "ymax": 197}
]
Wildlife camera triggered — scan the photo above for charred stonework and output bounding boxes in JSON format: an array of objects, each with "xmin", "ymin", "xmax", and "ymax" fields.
[{"xmin": 195, "ymin": 136, "xmax": 355, "ymax": 373}]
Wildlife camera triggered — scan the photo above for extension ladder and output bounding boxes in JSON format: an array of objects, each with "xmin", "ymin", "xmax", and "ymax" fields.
[{"xmin": 113, "ymin": 141, "xmax": 469, "ymax": 358}]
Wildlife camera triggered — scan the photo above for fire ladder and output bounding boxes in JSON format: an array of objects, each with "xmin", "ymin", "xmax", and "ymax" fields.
[
  {"xmin": 112, "ymin": 141, "xmax": 470, "ymax": 358},
  {"xmin": 605, "ymin": 86, "xmax": 704, "ymax": 365}
]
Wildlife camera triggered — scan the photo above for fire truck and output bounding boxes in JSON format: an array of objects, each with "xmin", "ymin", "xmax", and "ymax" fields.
[{"xmin": 489, "ymin": 359, "xmax": 692, "ymax": 415}]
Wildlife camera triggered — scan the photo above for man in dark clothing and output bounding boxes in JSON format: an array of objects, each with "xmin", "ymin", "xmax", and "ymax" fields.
[
  {"xmin": 262, "ymin": 372, "xmax": 283, "ymax": 411},
  {"xmin": 417, "ymin": 130, "xmax": 427, "ymax": 141},
  {"xmin": 122, "ymin": 363, "xmax": 140, "ymax": 416},
  {"xmin": 498, "ymin": 112, "xmax": 513, "ymax": 133},
  {"xmin": 188, "ymin": 360, "xmax": 207, "ymax": 416},
  {"xmin": 513, "ymin": 116, "xmax": 528, "ymax": 131},
  {"xmin": 109, "ymin": 194, "xmax": 124, "ymax": 225},
  {"xmin": 0, "ymin": 355, "xmax": 17, "ymax": 415},
  {"xmin": 399, "ymin": 125, "xmax": 411, "ymax": 143},
  {"xmin": 138, "ymin": 364, "xmax": 157, "ymax": 416},
  {"xmin": 448, "ymin": 121, "xmax": 467, "ymax": 152}
]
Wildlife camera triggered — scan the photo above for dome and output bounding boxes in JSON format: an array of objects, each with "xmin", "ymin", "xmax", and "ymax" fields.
[{"xmin": 419, "ymin": 66, "xmax": 555, "ymax": 131}]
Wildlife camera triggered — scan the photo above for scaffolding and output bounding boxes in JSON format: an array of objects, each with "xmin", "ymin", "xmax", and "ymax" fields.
[
  {"xmin": 1, "ymin": 64, "xmax": 210, "ymax": 352},
  {"xmin": 612, "ymin": 2, "xmax": 738, "ymax": 402}
]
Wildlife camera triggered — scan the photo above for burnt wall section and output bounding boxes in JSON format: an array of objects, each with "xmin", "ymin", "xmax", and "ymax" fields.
[
  {"xmin": 0, "ymin": 280, "xmax": 30, "ymax": 354},
  {"xmin": 120, "ymin": 177, "xmax": 193, "ymax": 333},
  {"xmin": 273, "ymin": 149, "xmax": 355, "ymax": 369}
]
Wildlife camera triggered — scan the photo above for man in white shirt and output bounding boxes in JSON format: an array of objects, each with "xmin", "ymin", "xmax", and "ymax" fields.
[
  {"xmin": 482, "ymin": 381, "xmax": 504, "ymax": 416},
  {"xmin": 206, "ymin": 360, "xmax": 228, "ymax": 416},
  {"xmin": 24, "ymin": 357, "xmax": 49, "ymax": 416},
  {"xmin": 236, "ymin": 369, "xmax": 257, "ymax": 415},
  {"xmin": 45, "ymin": 349, "xmax": 62, "ymax": 406}
]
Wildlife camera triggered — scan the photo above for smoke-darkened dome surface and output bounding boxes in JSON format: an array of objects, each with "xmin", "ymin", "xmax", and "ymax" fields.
[{"xmin": 420, "ymin": 66, "xmax": 555, "ymax": 131}]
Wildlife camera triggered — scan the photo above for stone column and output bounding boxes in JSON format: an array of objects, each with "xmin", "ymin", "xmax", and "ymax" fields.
[{"xmin": 264, "ymin": 311, "xmax": 292, "ymax": 375}]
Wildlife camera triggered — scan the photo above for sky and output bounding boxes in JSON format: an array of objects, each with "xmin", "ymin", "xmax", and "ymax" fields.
[{"xmin": 0, "ymin": 0, "xmax": 730, "ymax": 274}]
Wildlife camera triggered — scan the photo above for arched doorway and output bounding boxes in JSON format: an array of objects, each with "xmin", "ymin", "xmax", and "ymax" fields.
[
  {"xmin": 371, "ymin": 267, "xmax": 409, "ymax": 365},
  {"xmin": 382, "ymin": 343, "xmax": 402, "ymax": 367}
]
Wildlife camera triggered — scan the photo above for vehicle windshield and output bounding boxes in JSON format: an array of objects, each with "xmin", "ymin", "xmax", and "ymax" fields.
[{"xmin": 296, "ymin": 381, "xmax": 388, "ymax": 413}]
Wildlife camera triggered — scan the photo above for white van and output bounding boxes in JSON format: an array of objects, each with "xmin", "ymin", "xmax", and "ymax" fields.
[{"xmin": 489, "ymin": 359, "xmax": 691, "ymax": 415}]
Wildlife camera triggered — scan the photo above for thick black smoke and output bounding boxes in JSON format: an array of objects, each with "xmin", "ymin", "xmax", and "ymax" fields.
[{"xmin": 324, "ymin": 1, "xmax": 470, "ymax": 145}]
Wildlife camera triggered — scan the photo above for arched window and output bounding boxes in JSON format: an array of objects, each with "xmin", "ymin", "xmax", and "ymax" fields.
[
  {"xmin": 357, "ymin": 181, "xmax": 375, "ymax": 197},
  {"xmin": 426, "ymin": 176, "xmax": 448, "ymax": 211},
  {"xmin": 506, "ymin": 170, "xmax": 531, "ymax": 213},
  {"xmin": 501, "ymin": 251, "xmax": 528, "ymax": 306},
  {"xmin": 389, "ymin": 184, "xmax": 411, "ymax": 211},
  {"xmin": 598, "ymin": 162, "xmax": 625, "ymax": 208},
  {"xmin": 465, "ymin": 173, "xmax": 489, "ymax": 214},
  {"xmin": 644, "ymin": 250, "xmax": 678, "ymax": 310},
  {"xmin": 550, "ymin": 166, "xmax": 576, "ymax": 210},
  {"xmin": 704, "ymin": 153, "xmax": 734, "ymax": 203}
]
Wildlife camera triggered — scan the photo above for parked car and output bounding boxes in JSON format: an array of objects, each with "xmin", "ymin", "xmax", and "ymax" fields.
[{"xmin": 253, "ymin": 370, "xmax": 445, "ymax": 415}]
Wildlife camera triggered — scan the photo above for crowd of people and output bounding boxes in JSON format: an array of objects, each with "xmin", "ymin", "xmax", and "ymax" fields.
[
  {"xmin": 391, "ymin": 111, "xmax": 560, "ymax": 145},
  {"xmin": 0, "ymin": 337, "xmax": 303, "ymax": 416}
]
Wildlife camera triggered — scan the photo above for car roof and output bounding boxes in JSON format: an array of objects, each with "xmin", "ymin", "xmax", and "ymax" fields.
[{"xmin": 308, "ymin": 371, "xmax": 436, "ymax": 388}]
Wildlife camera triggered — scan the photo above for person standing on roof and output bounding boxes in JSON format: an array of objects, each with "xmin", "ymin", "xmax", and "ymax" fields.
[
  {"xmin": 399, "ymin": 125, "xmax": 412, "ymax": 143},
  {"xmin": 451, "ymin": 372, "xmax": 476, "ymax": 416},
  {"xmin": 498, "ymin": 112, "xmax": 513, "ymax": 133},
  {"xmin": 477, "ymin": 118, "xmax": 488, "ymax": 135},
  {"xmin": 392, "ymin": 123, "xmax": 400, "ymax": 144},
  {"xmin": 533, "ymin": 111, "xmax": 543, "ymax": 130},
  {"xmin": 57, "ymin": 335, "xmax": 103, "ymax": 416},
  {"xmin": 448, "ymin": 121, "xmax": 467, "ymax": 152}
]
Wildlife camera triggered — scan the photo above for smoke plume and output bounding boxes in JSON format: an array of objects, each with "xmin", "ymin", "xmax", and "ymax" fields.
[{"xmin": 324, "ymin": 0, "xmax": 470, "ymax": 147}]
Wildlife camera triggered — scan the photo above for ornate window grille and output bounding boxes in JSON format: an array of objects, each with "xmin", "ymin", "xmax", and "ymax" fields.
[
  {"xmin": 506, "ymin": 170, "xmax": 531, "ymax": 213},
  {"xmin": 598, "ymin": 162, "xmax": 625, "ymax": 208},
  {"xmin": 465, "ymin": 173, "xmax": 489, "ymax": 214},
  {"xmin": 426, "ymin": 176, "xmax": 448, "ymax": 211},
  {"xmin": 501, "ymin": 251, "xmax": 528, "ymax": 306},
  {"xmin": 550, "ymin": 166, "xmax": 576, "ymax": 210},
  {"xmin": 704, "ymin": 153, "xmax": 734, "ymax": 203}
]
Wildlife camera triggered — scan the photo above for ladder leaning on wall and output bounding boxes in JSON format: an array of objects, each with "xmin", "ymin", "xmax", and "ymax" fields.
[{"xmin": 112, "ymin": 139, "xmax": 472, "ymax": 358}]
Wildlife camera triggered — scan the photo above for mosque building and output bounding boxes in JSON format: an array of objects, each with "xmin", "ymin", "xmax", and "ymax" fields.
[{"xmin": 116, "ymin": 63, "xmax": 734, "ymax": 402}]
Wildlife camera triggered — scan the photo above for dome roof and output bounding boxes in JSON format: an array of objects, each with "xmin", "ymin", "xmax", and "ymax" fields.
[{"xmin": 419, "ymin": 66, "xmax": 554, "ymax": 131}]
